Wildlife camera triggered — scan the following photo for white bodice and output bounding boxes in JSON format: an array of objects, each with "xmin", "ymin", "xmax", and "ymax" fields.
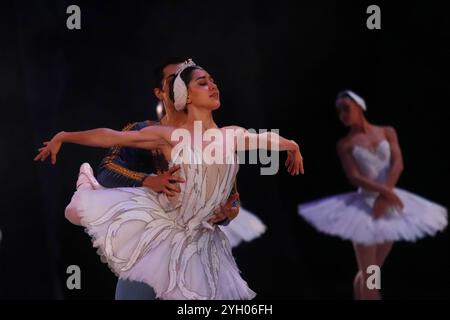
[{"xmin": 352, "ymin": 139, "xmax": 391, "ymax": 184}]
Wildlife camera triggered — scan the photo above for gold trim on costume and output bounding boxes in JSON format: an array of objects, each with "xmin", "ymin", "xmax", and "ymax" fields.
[{"xmin": 100, "ymin": 122, "xmax": 145, "ymax": 182}]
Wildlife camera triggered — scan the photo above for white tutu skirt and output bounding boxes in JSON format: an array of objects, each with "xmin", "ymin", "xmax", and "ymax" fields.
[
  {"xmin": 298, "ymin": 188, "xmax": 447, "ymax": 245},
  {"xmin": 221, "ymin": 207, "xmax": 266, "ymax": 248},
  {"xmin": 71, "ymin": 187, "xmax": 256, "ymax": 300}
]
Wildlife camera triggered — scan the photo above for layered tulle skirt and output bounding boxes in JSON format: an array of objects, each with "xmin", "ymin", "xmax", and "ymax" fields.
[
  {"xmin": 298, "ymin": 188, "xmax": 447, "ymax": 245},
  {"xmin": 70, "ymin": 185, "xmax": 256, "ymax": 300}
]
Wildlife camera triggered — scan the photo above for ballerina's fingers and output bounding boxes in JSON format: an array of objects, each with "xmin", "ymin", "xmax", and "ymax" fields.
[
  {"xmin": 294, "ymin": 159, "xmax": 299, "ymax": 175},
  {"xmin": 294, "ymin": 158, "xmax": 300, "ymax": 175},
  {"xmin": 285, "ymin": 151, "xmax": 293, "ymax": 167},
  {"xmin": 287, "ymin": 153, "xmax": 295, "ymax": 175},
  {"xmin": 51, "ymin": 150, "xmax": 57, "ymax": 164},
  {"xmin": 298, "ymin": 154, "xmax": 304, "ymax": 175},
  {"xmin": 287, "ymin": 162, "xmax": 293, "ymax": 175},
  {"xmin": 34, "ymin": 148, "xmax": 49, "ymax": 162}
]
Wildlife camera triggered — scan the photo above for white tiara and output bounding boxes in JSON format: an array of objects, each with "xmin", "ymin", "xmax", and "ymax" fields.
[{"xmin": 343, "ymin": 90, "xmax": 367, "ymax": 111}]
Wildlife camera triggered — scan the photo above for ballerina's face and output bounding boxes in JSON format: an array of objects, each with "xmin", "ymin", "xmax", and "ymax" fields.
[
  {"xmin": 186, "ymin": 68, "xmax": 221, "ymax": 110},
  {"xmin": 336, "ymin": 97, "xmax": 362, "ymax": 127}
]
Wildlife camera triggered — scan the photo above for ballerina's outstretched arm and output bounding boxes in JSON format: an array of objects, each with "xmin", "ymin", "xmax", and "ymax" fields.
[
  {"xmin": 34, "ymin": 125, "xmax": 176, "ymax": 165},
  {"xmin": 224, "ymin": 126, "xmax": 304, "ymax": 176}
]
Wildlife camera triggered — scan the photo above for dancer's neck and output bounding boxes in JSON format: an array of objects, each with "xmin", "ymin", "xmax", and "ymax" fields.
[
  {"xmin": 160, "ymin": 102, "xmax": 187, "ymax": 127},
  {"xmin": 350, "ymin": 117, "xmax": 371, "ymax": 134},
  {"xmin": 185, "ymin": 105, "xmax": 217, "ymax": 131}
]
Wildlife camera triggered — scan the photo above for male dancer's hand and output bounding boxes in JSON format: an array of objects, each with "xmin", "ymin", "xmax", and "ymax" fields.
[
  {"xmin": 143, "ymin": 165, "xmax": 185, "ymax": 197},
  {"xmin": 208, "ymin": 193, "xmax": 240, "ymax": 225}
]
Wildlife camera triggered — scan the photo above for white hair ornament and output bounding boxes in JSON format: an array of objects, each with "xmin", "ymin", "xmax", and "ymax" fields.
[{"xmin": 173, "ymin": 59, "xmax": 198, "ymax": 111}]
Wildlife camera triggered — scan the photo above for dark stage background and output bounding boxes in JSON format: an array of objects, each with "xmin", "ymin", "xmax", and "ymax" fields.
[{"xmin": 0, "ymin": 0, "xmax": 449, "ymax": 299}]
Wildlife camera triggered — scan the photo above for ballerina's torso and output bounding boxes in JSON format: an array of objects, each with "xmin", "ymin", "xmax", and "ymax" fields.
[
  {"xmin": 351, "ymin": 139, "xmax": 391, "ymax": 186},
  {"xmin": 157, "ymin": 136, "xmax": 239, "ymax": 226},
  {"xmin": 157, "ymin": 127, "xmax": 237, "ymax": 164}
]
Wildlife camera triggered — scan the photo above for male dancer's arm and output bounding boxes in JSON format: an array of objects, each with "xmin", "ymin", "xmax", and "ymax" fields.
[{"xmin": 96, "ymin": 121, "xmax": 155, "ymax": 188}]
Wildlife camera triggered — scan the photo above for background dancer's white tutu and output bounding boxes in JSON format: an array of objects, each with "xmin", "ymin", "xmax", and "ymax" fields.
[
  {"xmin": 221, "ymin": 207, "xmax": 266, "ymax": 248},
  {"xmin": 298, "ymin": 140, "xmax": 447, "ymax": 245},
  {"xmin": 298, "ymin": 188, "xmax": 447, "ymax": 245}
]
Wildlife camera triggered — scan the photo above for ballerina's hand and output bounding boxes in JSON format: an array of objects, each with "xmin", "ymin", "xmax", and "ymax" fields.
[
  {"xmin": 372, "ymin": 195, "xmax": 390, "ymax": 219},
  {"xmin": 285, "ymin": 141, "xmax": 304, "ymax": 176},
  {"xmin": 382, "ymin": 189, "xmax": 404, "ymax": 210},
  {"xmin": 33, "ymin": 135, "xmax": 63, "ymax": 165}
]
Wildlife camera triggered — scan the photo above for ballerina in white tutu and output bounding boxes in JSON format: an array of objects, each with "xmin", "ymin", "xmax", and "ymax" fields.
[
  {"xmin": 35, "ymin": 60, "xmax": 303, "ymax": 299},
  {"xmin": 73, "ymin": 163, "xmax": 266, "ymax": 250},
  {"xmin": 298, "ymin": 90, "xmax": 447, "ymax": 300}
]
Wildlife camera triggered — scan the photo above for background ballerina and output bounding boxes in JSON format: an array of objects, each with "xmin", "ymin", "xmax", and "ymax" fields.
[{"xmin": 298, "ymin": 90, "xmax": 447, "ymax": 300}]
